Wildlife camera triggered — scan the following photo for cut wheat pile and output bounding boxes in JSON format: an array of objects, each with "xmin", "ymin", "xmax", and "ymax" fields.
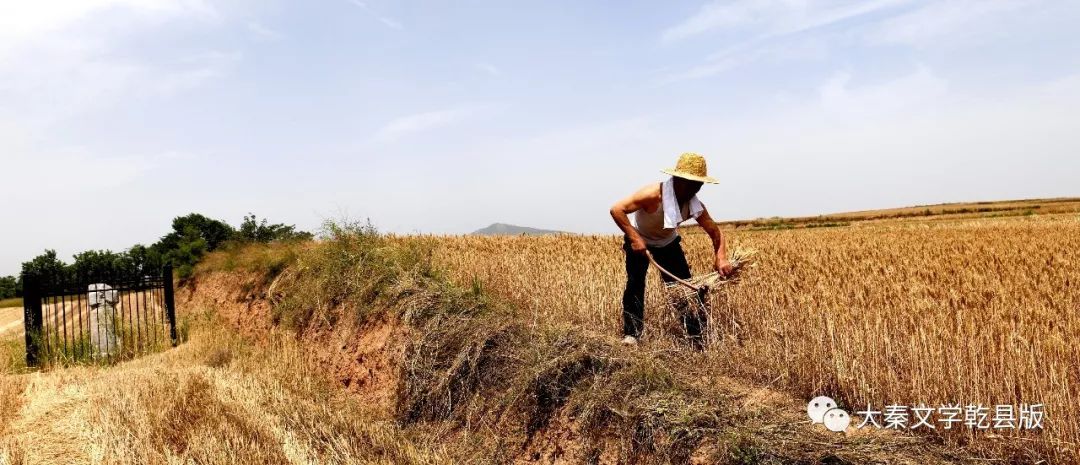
[{"xmin": 669, "ymin": 246, "xmax": 757, "ymax": 290}]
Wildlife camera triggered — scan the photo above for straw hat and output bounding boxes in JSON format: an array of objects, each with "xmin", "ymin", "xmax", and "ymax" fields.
[{"xmin": 661, "ymin": 152, "xmax": 719, "ymax": 184}]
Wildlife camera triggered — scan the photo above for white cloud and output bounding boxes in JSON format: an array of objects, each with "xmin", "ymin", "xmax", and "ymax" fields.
[
  {"xmin": 246, "ymin": 21, "xmax": 282, "ymax": 41},
  {"xmin": 378, "ymin": 16, "xmax": 403, "ymax": 29},
  {"xmin": 818, "ymin": 66, "xmax": 948, "ymax": 117},
  {"xmin": 347, "ymin": 0, "xmax": 404, "ymax": 30},
  {"xmin": 373, "ymin": 105, "xmax": 487, "ymax": 142},
  {"xmin": 0, "ymin": 42, "xmax": 238, "ymax": 131},
  {"xmin": 152, "ymin": 51, "xmax": 240, "ymax": 95},
  {"xmin": 768, "ymin": 0, "xmax": 913, "ymax": 38},
  {"xmin": 0, "ymin": 1, "xmax": 218, "ymax": 54},
  {"xmin": 661, "ymin": 37, "xmax": 828, "ymax": 83},
  {"xmin": 660, "ymin": 0, "xmax": 765, "ymax": 43},
  {"xmin": 661, "ymin": 0, "xmax": 914, "ymax": 82},
  {"xmin": 867, "ymin": 0, "xmax": 1032, "ymax": 48},
  {"xmin": 0, "ymin": 1, "xmax": 230, "ymax": 130},
  {"xmin": 660, "ymin": 46, "xmax": 764, "ymax": 83},
  {"xmin": 662, "ymin": 0, "xmax": 913, "ymax": 43},
  {"xmin": 476, "ymin": 62, "xmax": 502, "ymax": 77},
  {"xmin": 0, "ymin": 147, "xmax": 167, "ymax": 198}
]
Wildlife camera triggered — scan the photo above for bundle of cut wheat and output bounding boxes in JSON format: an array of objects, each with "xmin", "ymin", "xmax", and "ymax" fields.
[{"xmin": 664, "ymin": 247, "xmax": 757, "ymax": 294}]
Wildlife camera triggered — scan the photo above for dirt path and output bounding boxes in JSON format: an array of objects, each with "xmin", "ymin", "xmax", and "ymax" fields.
[{"xmin": 0, "ymin": 307, "xmax": 22, "ymax": 336}]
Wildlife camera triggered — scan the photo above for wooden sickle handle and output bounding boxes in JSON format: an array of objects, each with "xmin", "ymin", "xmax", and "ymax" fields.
[{"xmin": 645, "ymin": 250, "xmax": 701, "ymax": 292}]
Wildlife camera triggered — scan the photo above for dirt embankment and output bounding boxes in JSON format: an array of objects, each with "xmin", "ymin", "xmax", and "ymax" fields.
[
  {"xmin": 175, "ymin": 267, "xmax": 994, "ymax": 465},
  {"xmin": 178, "ymin": 271, "xmax": 404, "ymax": 414}
]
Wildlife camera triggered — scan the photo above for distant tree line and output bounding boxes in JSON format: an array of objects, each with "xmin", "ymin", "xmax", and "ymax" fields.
[
  {"xmin": 3, "ymin": 213, "xmax": 312, "ymax": 296},
  {"xmin": 0, "ymin": 276, "xmax": 18, "ymax": 300}
]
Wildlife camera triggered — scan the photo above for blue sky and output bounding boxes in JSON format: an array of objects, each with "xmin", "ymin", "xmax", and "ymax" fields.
[{"xmin": 2, "ymin": 0, "xmax": 1080, "ymax": 275}]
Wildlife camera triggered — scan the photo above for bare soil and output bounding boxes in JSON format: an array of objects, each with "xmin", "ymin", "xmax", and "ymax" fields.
[{"xmin": 178, "ymin": 271, "xmax": 405, "ymax": 414}]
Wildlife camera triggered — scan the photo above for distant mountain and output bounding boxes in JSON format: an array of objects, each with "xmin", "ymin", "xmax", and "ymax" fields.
[{"xmin": 471, "ymin": 223, "xmax": 564, "ymax": 236}]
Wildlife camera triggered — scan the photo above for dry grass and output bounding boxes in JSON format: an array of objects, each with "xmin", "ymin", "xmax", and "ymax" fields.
[
  {"xmin": 0, "ymin": 312, "xmax": 462, "ymax": 465},
  {"xmin": 423, "ymin": 214, "xmax": 1080, "ymax": 461}
]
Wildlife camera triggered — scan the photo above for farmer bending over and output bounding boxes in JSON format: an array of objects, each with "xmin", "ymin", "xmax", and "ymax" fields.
[{"xmin": 609, "ymin": 152, "xmax": 733, "ymax": 347}]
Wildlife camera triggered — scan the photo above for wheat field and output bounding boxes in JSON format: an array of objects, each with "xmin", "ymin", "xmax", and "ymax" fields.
[{"xmin": 425, "ymin": 214, "xmax": 1080, "ymax": 459}]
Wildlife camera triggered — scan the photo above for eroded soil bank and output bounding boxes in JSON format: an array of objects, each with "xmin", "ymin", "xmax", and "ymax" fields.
[{"xmin": 177, "ymin": 265, "xmax": 988, "ymax": 465}]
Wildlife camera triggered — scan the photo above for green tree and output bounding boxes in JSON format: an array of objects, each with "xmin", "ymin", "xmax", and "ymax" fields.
[
  {"xmin": 150, "ymin": 213, "xmax": 233, "ymax": 279},
  {"xmin": 235, "ymin": 213, "xmax": 313, "ymax": 243},
  {"xmin": 69, "ymin": 250, "xmax": 130, "ymax": 279},
  {"xmin": 166, "ymin": 225, "xmax": 210, "ymax": 279},
  {"xmin": 153, "ymin": 213, "xmax": 235, "ymax": 255},
  {"xmin": 0, "ymin": 276, "xmax": 18, "ymax": 299},
  {"xmin": 125, "ymin": 244, "xmax": 163, "ymax": 276},
  {"xmin": 20, "ymin": 250, "xmax": 69, "ymax": 285}
]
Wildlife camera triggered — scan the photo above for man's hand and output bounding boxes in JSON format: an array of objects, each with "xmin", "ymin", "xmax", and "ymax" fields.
[
  {"xmin": 698, "ymin": 208, "xmax": 732, "ymax": 277},
  {"xmin": 715, "ymin": 255, "xmax": 734, "ymax": 276},
  {"xmin": 630, "ymin": 236, "xmax": 648, "ymax": 255}
]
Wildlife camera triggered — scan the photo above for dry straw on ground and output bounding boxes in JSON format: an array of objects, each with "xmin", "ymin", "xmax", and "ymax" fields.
[{"xmin": 0, "ymin": 314, "xmax": 459, "ymax": 465}]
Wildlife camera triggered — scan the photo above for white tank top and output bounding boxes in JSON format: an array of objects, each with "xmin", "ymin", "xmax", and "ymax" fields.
[{"xmin": 632, "ymin": 201, "xmax": 690, "ymax": 248}]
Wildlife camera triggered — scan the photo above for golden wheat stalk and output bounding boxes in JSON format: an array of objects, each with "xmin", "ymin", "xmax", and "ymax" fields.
[{"xmin": 665, "ymin": 247, "xmax": 757, "ymax": 294}]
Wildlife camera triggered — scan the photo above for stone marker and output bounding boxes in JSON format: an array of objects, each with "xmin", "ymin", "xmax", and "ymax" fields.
[{"xmin": 88, "ymin": 283, "xmax": 120, "ymax": 358}]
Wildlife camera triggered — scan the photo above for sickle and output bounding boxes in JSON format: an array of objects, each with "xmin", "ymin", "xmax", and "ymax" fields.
[{"xmin": 645, "ymin": 250, "xmax": 701, "ymax": 292}]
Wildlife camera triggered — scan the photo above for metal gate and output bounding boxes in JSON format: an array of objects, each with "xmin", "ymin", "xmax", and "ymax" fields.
[{"xmin": 22, "ymin": 267, "xmax": 177, "ymax": 367}]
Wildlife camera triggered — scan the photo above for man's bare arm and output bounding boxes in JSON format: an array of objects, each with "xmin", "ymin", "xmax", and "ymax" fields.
[
  {"xmin": 696, "ymin": 207, "xmax": 734, "ymax": 275},
  {"xmin": 610, "ymin": 185, "xmax": 658, "ymax": 254}
]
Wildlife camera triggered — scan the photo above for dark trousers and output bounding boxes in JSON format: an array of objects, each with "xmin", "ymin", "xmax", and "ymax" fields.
[{"xmin": 622, "ymin": 236, "xmax": 707, "ymax": 343}]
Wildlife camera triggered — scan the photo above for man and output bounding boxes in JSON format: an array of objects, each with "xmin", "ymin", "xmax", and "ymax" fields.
[{"xmin": 609, "ymin": 152, "xmax": 733, "ymax": 347}]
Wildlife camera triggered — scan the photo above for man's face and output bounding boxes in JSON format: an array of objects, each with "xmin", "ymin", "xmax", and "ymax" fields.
[{"xmin": 673, "ymin": 177, "xmax": 704, "ymax": 198}]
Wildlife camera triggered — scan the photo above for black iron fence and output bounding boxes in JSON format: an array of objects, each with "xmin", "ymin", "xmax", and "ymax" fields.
[{"xmin": 22, "ymin": 267, "xmax": 177, "ymax": 367}]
